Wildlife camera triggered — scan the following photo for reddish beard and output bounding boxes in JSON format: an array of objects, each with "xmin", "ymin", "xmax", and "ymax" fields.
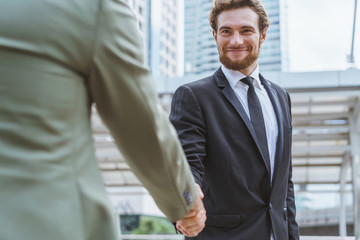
[{"xmin": 219, "ymin": 43, "xmax": 261, "ymax": 71}]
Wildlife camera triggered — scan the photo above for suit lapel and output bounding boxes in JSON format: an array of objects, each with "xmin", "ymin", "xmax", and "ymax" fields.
[
  {"xmin": 260, "ymin": 74, "xmax": 284, "ymax": 185},
  {"xmin": 214, "ymin": 68, "xmax": 271, "ymax": 173}
]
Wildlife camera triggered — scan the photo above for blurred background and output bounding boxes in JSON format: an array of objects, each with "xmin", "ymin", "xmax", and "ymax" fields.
[{"xmin": 92, "ymin": 0, "xmax": 360, "ymax": 238}]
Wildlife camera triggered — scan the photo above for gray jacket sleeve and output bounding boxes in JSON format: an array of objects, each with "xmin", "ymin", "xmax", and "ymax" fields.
[{"xmin": 88, "ymin": 0, "xmax": 197, "ymax": 222}]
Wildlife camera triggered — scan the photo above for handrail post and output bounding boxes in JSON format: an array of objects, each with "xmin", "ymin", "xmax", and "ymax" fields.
[{"xmin": 340, "ymin": 152, "xmax": 351, "ymax": 236}]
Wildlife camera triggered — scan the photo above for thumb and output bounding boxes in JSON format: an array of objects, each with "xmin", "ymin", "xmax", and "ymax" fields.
[{"xmin": 195, "ymin": 184, "xmax": 204, "ymax": 199}]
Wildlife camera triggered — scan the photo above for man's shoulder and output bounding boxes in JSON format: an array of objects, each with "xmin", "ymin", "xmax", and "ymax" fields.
[
  {"xmin": 267, "ymin": 80, "xmax": 284, "ymax": 91},
  {"xmin": 261, "ymin": 74, "xmax": 288, "ymax": 95},
  {"xmin": 174, "ymin": 73, "xmax": 217, "ymax": 96},
  {"xmin": 184, "ymin": 74, "xmax": 215, "ymax": 89}
]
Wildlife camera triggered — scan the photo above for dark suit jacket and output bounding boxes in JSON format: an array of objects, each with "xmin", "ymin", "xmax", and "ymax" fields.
[{"xmin": 170, "ymin": 68, "xmax": 299, "ymax": 240}]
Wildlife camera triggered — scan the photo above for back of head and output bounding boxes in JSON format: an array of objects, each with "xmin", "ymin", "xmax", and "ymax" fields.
[{"xmin": 209, "ymin": 0, "xmax": 271, "ymax": 33}]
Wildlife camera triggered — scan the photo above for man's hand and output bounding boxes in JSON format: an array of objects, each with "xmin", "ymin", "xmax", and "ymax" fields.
[{"xmin": 176, "ymin": 184, "xmax": 206, "ymax": 237}]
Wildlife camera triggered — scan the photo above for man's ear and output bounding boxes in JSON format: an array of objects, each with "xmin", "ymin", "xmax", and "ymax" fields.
[
  {"xmin": 213, "ymin": 29, "xmax": 217, "ymax": 42},
  {"xmin": 260, "ymin": 27, "xmax": 267, "ymax": 45}
]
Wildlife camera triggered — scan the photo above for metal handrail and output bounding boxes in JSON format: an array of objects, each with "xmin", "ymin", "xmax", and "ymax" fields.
[
  {"xmin": 301, "ymin": 237, "xmax": 355, "ymax": 240},
  {"xmin": 120, "ymin": 235, "xmax": 183, "ymax": 240},
  {"xmin": 119, "ymin": 235, "xmax": 356, "ymax": 240}
]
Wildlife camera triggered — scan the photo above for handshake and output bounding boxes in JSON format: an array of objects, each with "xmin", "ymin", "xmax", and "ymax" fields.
[{"xmin": 176, "ymin": 184, "xmax": 206, "ymax": 237}]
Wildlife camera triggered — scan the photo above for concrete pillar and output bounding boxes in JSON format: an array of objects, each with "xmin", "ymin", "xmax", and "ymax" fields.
[
  {"xmin": 350, "ymin": 117, "xmax": 360, "ymax": 240},
  {"xmin": 352, "ymin": 154, "xmax": 360, "ymax": 240},
  {"xmin": 339, "ymin": 152, "xmax": 350, "ymax": 236}
]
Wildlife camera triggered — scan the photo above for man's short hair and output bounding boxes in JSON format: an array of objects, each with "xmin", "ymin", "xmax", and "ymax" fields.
[{"xmin": 210, "ymin": 0, "xmax": 271, "ymax": 33}]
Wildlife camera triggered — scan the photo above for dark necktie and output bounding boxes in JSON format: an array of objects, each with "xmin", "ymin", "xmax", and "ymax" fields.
[{"xmin": 241, "ymin": 77, "xmax": 270, "ymax": 165}]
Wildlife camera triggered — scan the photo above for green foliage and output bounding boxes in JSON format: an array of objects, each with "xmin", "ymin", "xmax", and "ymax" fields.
[
  {"xmin": 131, "ymin": 216, "xmax": 176, "ymax": 235},
  {"xmin": 120, "ymin": 215, "xmax": 140, "ymax": 234}
]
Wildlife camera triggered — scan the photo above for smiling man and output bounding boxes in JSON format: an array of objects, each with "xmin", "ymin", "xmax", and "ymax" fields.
[{"xmin": 170, "ymin": 0, "xmax": 300, "ymax": 239}]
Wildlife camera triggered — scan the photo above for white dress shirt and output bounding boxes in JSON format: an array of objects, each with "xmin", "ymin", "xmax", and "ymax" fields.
[
  {"xmin": 221, "ymin": 65, "xmax": 278, "ymax": 240},
  {"xmin": 221, "ymin": 64, "xmax": 278, "ymax": 183}
]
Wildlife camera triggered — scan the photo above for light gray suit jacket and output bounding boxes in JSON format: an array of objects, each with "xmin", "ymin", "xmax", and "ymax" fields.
[{"xmin": 0, "ymin": 0, "xmax": 196, "ymax": 239}]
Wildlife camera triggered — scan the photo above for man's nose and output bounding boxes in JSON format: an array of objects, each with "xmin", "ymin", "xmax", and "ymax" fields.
[{"xmin": 230, "ymin": 32, "xmax": 243, "ymax": 45}]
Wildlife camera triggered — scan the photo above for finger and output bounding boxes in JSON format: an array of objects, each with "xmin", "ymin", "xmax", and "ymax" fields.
[
  {"xmin": 180, "ymin": 222, "xmax": 205, "ymax": 234},
  {"xmin": 178, "ymin": 222, "xmax": 204, "ymax": 237},
  {"xmin": 177, "ymin": 225, "xmax": 192, "ymax": 237},
  {"xmin": 198, "ymin": 209, "xmax": 206, "ymax": 222},
  {"xmin": 182, "ymin": 209, "xmax": 196, "ymax": 218},
  {"xmin": 184, "ymin": 231, "xmax": 199, "ymax": 237},
  {"xmin": 179, "ymin": 225, "xmax": 199, "ymax": 238},
  {"xmin": 177, "ymin": 212, "xmax": 206, "ymax": 232},
  {"xmin": 195, "ymin": 184, "xmax": 204, "ymax": 199}
]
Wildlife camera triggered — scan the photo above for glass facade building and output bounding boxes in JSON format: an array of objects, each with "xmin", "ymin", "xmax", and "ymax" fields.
[
  {"xmin": 260, "ymin": 0, "xmax": 289, "ymax": 72},
  {"xmin": 127, "ymin": 0, "xmax": 150, "ymax": 65},
  {"xmin": 149, "ymin": 0, "xmax": 182, "ymax": 78},
  {"xmin": 127, "ymin": 0, "xmax": 181, "ymax": 78},
  {"xmin": 184, "ymin": 0, "xmax": 217, "ymax": 75}
]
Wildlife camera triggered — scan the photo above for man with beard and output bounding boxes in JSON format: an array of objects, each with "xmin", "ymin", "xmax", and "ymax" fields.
[{"xmin": 171, "ymin": 0, "xmax": 299, "ymax": 239}]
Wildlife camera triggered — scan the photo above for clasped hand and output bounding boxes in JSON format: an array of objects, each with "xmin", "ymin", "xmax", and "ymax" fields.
[{"xmin": 176, "ymin": 184, "xmax": 206, "ymax": 237}]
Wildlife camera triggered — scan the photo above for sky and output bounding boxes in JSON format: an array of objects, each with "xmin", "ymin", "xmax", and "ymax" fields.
[
  {"xmin": 287, "ymin": 0, "xmax": 360, "ymax": 72},
  {"xmin": 286, "ymin": 0, "xmax": 358, "ymax": 210}
]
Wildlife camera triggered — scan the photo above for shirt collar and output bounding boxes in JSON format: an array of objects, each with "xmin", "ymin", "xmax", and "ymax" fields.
[{"xmin": 221, "ymin": 64, "xmax": 262, "ymax": 90}]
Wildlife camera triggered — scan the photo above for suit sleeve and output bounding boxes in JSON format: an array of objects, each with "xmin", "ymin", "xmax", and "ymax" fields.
[
  {"xmin": 87, "ymin": 0, "xmax": 196, "ymax": 222},
  {"xmin": 169, "ymin": 86, "xmax": 207, "ymax": 187},
  {"xmin": 286, "ymin": 92, "xmax": 300, "ymax": 240}
]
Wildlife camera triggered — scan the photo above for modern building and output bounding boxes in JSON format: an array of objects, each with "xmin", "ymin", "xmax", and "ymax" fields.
[
  {"xmin": 149, "ymin": 0, "xmax": 183, "ymax": 78},
  {"xmin": 183, "ymin": 0, "xmax": 289, "ymax": 75},
  {"xmin": 260, "ymin": 0, "xmax": 289, "ymax": 71},
  {"xmin": 184, "ymin": 0, "xmax": 216, "ymax": 75},
  {"xmin": 127, "ymin": 0, "xmax": 150, "ymax": 65},
  {"xmin": 126, "ymin": 0, "xmax": 183, "ymax": 78}
]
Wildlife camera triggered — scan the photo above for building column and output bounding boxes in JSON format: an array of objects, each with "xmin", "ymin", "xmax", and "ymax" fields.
[
  {"xmin": 339, "ymin": 151, "xmax": 350, "ymax": 236},
  {"xmin": 350, "ymin": 99, "xmax": 360, "ymax": 239},
  {"xmin": 351, "ymin": 153, "xmax": 360, "ymax": 240},
  {"xmin": 351, "ymin": 152, "xmax": 360, "ymax": 240}
]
